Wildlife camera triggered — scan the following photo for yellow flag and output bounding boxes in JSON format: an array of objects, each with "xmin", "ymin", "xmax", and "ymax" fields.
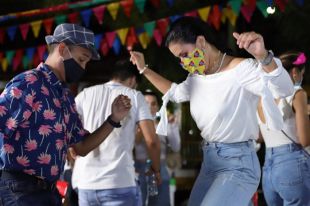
[
  {"xmin": 1, "ymin": 58, "xmax": 8, "ymax": 73},
  {"xmin": 31, "ymin": 20, "xmax": 42, "ymax": 38},
  {"xmin": 107, "ymin": 2, "xmax": 120, "ymax": 20},
  {"xmin": 138, "ymin": 33, "xmax": 150, "ymax": 49},
  {"xmin": 198, "ymin": 6, "xmax": 211, "ymax": 22},
  {"xmin": 226, "ymin": 9, "xmax": 238, "ymax": 27},
  {"xmin": 116, "ymin": 28, "xmax": 129, "ymax": 45}
]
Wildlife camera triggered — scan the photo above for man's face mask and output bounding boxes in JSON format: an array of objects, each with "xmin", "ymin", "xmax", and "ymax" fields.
[
  {"xmin": 63, "ymin": 47, "xmax": 85, "ymax": 83},
  {"xmin": 180, "ymin": 48, "xmax": 207, "ymax": 75}
]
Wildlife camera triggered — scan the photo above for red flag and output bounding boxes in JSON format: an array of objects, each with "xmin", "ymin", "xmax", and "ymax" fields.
[
  {"xmin": 13, "ymin": 49, "xmax": 23, "ymax": 71},
  {"xmin": 19, "ymin": 23, "xmax": 30, "ymax": 40},
  {"xmin": 241, "ymin": 3, "xmax": 255, "ymax": 23},
  {"xmin": 0, "ymin": 29, "xmax": 4, "ymax": 44},
  {"xmin": 150, "ymin": 0, "xmax": 160, "ymax": 8},
  {"xmin": 153, "ymin": 29, "xmax": 162, "ymax": 46},
  {"xmin": 274, "ymin": 0, "xmax": 287, "ymax": 12},
  {"xmin": 93, "ymin": 5, "xmax": 106, "ymax": 25},
  {"xmin": 126, "ymin": 27, "xmax": 138, "ymax": 49},
  {"xmin": 208, "ymin": 5, "xmax": 221, "ymax": 30},
  {"xmin": 100, "ymin": 38, "xmax": 109, "ymax": 56},
  {"xmin": 37, "ymin": 45, "xmax": 46, "ymax": 61},
  {"xmin": 156, "ymin": 18, "xmax": 169, "ymax": 37},
  {"xmin": 120, "ymin": 0, "xmax": 134, "ymax": 18},
  {"xmin": 33, "ymin": 51, "xmax": 40, "ymax": 66},
  {"xmin": 68, "ymin": 12, "xmax": 79, "ymax": 23},
  {"xmin": 185, "ymin": 10, "xmax": 198, "ymax": 17},
  {"xmin": 105, "ymin": 31, "xmax": 116, "ymax": 48},
  {"xmin": 43, "ymin": 18, "xmax": 54, "ymax": 35}
]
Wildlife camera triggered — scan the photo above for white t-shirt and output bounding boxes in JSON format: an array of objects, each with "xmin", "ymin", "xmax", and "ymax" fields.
[
  {"xmin": 72, "ymin": 81, "xmax": 152, "ymax": 190},
  {"xmin": 157, "ymin": 58, "xmax": 293, "ymax": 143},
  {"xmin": 259, "ymin": 86, "xmax": 302, "ymax": 148}
]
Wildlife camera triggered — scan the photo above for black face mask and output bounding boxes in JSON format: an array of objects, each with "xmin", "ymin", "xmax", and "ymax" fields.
[{"xmin": 63, "ymin": 58, "xmax": 85, "ymax": 83}]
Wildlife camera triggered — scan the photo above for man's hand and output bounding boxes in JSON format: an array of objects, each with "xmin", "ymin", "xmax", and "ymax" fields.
[
  {"xmin": 233, "ymin": 31, "xmax": 267, "ymax": 60},
  {"xmin": 110, "ymin": 95, "xmax": 131, "ymax": 122}
]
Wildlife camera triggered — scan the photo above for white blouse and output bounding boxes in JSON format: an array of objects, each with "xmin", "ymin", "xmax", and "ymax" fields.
[{"xmin": 156, "ymin": 58, "xmax": 294, "ymax": 143}]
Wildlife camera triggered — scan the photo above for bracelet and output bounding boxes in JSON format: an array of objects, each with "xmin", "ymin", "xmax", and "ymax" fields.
[
  {"xmin": 259, "ymin": 50, "xmax": 274, "ymax": 66},
  {"xmin": 139, "ymin": 64, "xmax": 148, "ymax": 74},
  {"xmin": 107, "ymin": 115, "xmax": 122, "ymax": 128}
]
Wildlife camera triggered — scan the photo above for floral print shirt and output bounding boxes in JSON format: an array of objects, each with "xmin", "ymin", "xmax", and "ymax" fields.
[{"xmin": 0, "ymin": 63, "xmax": 88, "ymax": 182}]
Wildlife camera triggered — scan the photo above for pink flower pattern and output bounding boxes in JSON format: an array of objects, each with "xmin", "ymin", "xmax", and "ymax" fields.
[
  {"xmin": 43, "ymin": 109, "xmax": 56, "ymax": 120},
  {"xmin": 0, "ymin": 64, "xmax": 89, "ymax": 182}
]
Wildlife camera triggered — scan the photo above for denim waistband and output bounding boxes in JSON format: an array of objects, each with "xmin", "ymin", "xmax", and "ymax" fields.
[
  {"xmin": 266, "ymin": 143, "xmax": 301, "ymax": 155},
  {"xmin": 203, "ymin": 139, "xmax": 255, "ymax": 148}
]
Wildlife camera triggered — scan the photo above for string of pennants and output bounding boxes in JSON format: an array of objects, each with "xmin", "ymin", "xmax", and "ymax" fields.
[{"xmin": 0, "ymin": 0, "xmax": 305, "ymax": 73}]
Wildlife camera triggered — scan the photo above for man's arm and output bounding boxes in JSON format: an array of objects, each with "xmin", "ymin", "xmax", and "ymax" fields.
[{"xmin": 73, "ymin": 95, "xmax": 131, "ymax": 156}]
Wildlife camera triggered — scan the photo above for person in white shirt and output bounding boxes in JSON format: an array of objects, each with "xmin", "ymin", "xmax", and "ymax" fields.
[
  {"xmin": 129, "ymin": 17, "xmax": 294, "ymax": 206},
  {"xmin": 135, "ymin": 90, "xmax": 181, "ymax": 206},
  {"xmin": 71, "ymin": 60, "xmax": 161, "ymax": 206},
  {"xmin": 257, "ymin": 51, "xmax": 310, "ymax": 206}
]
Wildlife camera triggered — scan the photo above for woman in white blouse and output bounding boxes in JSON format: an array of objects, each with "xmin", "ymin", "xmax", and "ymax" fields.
[
  {"xmin": 130, "ymin": 17, "xmax": 294, "ymax": 206},
  {"xmin": 257, "ymin": 51, "xmax": 310, "ymax": 205}
]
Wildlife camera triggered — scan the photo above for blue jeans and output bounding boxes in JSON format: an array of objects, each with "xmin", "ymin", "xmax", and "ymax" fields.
[
  {"xmin": 135, "ymin": 161, "xmax": 170, "ymax": 206},
  {"xmin": 262, "ymin": 143, "xmax": 310, "ymax": 206},
  {"xmin": 188, "ymin": 140, "xmax": 261, "ymax": 206},
  {"xmin": 0, "ymin": 175, "xmax": 61, "ymax": 206},
  {"xmin": 78, "ymin": 186, "xmax": 141, "ymax": 206}
]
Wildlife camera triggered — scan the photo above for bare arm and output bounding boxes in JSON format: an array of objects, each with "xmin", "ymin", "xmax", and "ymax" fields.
[
  {"xmin": 130, "ymin": 51, "xmax": 172, "ymax": 94},
  {"xmin": 293, "ymin": 90, "xmax": 310, "ymax": 147},
  {"xmin": 73, "ymin": 95, "xmax": 131, "ymax": 156},
  {"xmin": 138, "ymin": 119, "xmax": 162, "ymax": 184}
]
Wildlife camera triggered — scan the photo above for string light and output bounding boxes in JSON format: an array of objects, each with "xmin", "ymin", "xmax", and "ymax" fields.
[{"xmin": 267, "ymin": 6, "xmax": 276, "ymax": 14}]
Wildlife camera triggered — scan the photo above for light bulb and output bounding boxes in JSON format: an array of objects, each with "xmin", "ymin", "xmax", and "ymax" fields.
[{"xmin": 266, "ymin": 6, "xmax": 276, "ymax": 14}]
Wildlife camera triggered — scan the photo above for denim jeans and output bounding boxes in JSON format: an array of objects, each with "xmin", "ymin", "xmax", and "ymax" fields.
[
  {"xmin": 188, "ymin": 140, "xmax": 261, "ymax": 206},
  {"xmin": 262, "ymin": 143, "xmax": 310, "ymax": 206},
  {"xmin": 0, "ymin": 176, "xmax": 61, "ymax": 206},
  {"xmin": 78, "ymin": 185, "xmax": 142, "ymax": 206},
  {"xmin": 135, "ymin": 161, "xmax": 170, "ymax": 206}
]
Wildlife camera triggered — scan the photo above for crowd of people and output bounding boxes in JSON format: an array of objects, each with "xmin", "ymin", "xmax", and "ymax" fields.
[{"xmin": 0, "ymin": 16, "xmax": 309, "ymax": 206}]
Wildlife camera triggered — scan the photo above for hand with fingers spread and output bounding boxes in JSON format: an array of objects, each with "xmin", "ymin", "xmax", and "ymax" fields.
[
  {"xmin": 129, "ymin": 51, "xmax": 146, "ymax": 72},
  {"xmin": 111, "ymin": 95, "xmax": 131, "ymax": 123},
  {"xmin": 233, "ymin": 31, "xmax": 268, "ymax": 60}
]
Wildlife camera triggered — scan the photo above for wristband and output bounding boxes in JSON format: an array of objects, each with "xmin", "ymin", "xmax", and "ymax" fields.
[
  {"xmin": 259, "ymin": 50, "xmax": 274, "ymax": 66},
  {"xmin": 107, "ymin": 115, "xmax": 121, "ymax": 128}
]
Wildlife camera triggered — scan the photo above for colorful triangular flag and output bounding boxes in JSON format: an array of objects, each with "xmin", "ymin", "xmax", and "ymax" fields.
[
  {"xmin": 19, "ymin": 23, "xmax": 30, "ymax": 40},
  {"xmin": 107, "ymin": 2, "xmax": 120, "ymax": 20},
  {"xmin": 30, "ymin": 20, "xmax": 42, "ymax": 38},
  {"xmin": 81, "ymin": 9, "xmax": 92, "ymax": 27},
  {"xmin": 198, "ymin": 6, "xmax": 211, "ymax": 22},
  {"xmin": 116, "ymin": 28, "xmax": 129, "ymax": 45},
  {"xmin": 93, "ymin": 5, "xmax": 106, "ymax": 25}
]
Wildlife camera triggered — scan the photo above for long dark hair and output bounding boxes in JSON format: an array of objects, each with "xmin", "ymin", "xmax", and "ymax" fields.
[{"xmin": 165, "ymin": 16, "xmax": 219, "ymax": 49}]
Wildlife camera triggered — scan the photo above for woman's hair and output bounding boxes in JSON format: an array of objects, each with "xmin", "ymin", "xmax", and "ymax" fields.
[
  {"xmin": 279, "ymin": 51, "xmax": 306, "ymax": 73},
  {"xmin": 165, "ymin": 16, "xmax": 218, "ymax": 48}
]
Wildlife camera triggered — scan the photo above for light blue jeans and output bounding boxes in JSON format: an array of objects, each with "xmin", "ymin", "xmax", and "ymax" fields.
[
  {"xmin": 78, "ymin": 185, "xmax": 142, "ymax": 206},
  {"xmin": 262, "ymin": 143, "xmax": 310, "ymax": 206},
  {"xmin": 135, "ymin": 161, "xmax": 170, "ymax": 206},
  {"xmin": 188, "ymin": 140, "xmax": 261, "ymax": 206}
]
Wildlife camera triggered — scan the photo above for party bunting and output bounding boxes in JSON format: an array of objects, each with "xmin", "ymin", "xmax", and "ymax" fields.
[
  {"xmin": 43, "ymin": 18, "xmax": 54, "ymax": 35},
  {"xmin": 26, "ymin": 47, "xmax": 35, "ymax": 61},
  {"xmin": 55, "ymin": 15, "xmax": 67, "ymax": 25},
  {"xmin": 7, "ymin": 26, "xmax": 17, "ymax": 41},
  {"xmin": 256, "ymin": 0, "xmax": 269, "ymax": 17},
  {"xmin": 19, "ymin": 23, "xmax": 30, "ymax": 40},
  {"xmin": 228, "ymin": 0, "xmax": 242, "ymax": 14},
  {"xmin": 241, "ymin": 3, "xmax": 255, "ymax": 23},
  {"xmin": 22, "ymin": 56, "xmax": 29, "ymax": 70},
  {"xmin": 116, "ymin": 28, "xmax": 129, "ymax": 45},
  {"xmin": 93, "ymin": 5, "xmax": 106, "ymax": 25},
  {"xmin": 274, "ymin": 0, "xmax": 287, "ymax": 12},
  {"xmin": 185, "ymin": 10, "xmax": 198, "ymax": 17},
  {"xmin": 68, "ymin": 12, "xmax": 79, "ymax": 23},
  {"xmin": 100, "ymin": 38, "xmax": 109, "ymax": 56},
  {"xmin": 105, "ymin": 31, "xmax": 117, "ymax": 48},
  {"xmin": 5, "ymin": 50, "xmax": 15, "ymax": 63},
  {"xmin": 157, "ymin": 18, "xmax": 169, "ymax": 37},
  {"xmin": 37, "ymin": 45, "xmax": 46, "ymax": 61},
  {"xmin": 209, "ymin": 5, "xmax": 221, "ymax": 31},
  {"xmin": 120, "ymin": 0, "xmax": 134, "ymax": 18},
  {"xmin": 144, "ymin": 21, "xmax": 156, "ymax": 38},
  {"xmin": 112, "ymin": 37, "xmax": 122, "ymax": 55},
  {"xmin": 13, "ymin": 49, "xmax": 23, "ymax": 71},
  {"xmin": 30, "ymin": 20, "xmax": 42, "ymax": 38},
  {"xmin": 126, "ymin": 27, "xmax": 138, "ymax": 49},
  {"xmin": 107, "ymin": 2, "xmax": 120, "ymax": 20},
  {"xmin": 166, "ymin": 0, "xmax": 175, "ymax": 8},
  {"xmin": 81, "ymin": 9, "xmax": 92, "ymax": 27},
  {"xmin": 138, "ymin": 32, "xmax": 150, "ymax": 49},
  {"xmin": 223, "ymin": 7, "xmax": 238, "ymax": 26},
  {"xmin": 135, "ymin": 0, "xmax": 147, "ymax": 13},
  {"xmin": 150, "ymin": 0, "xmax": 161, "ymax": 8},
  {"xmin": 153, "ymin": 29, "xmax": 162, "ymax": 46},
  {"xmin": 198, "ymin": 6, "xmax": 211, "ymax": 22},
  {"xmin": 1, "ymin": 59, "xmax": 8, "ymax": 72},
  {"xmin": 95, "ymin": 34, "xmax": 103, "ymax": 50},
  {"xmin": 0, "ymin": 29, "xmax": 4, "ymax": 44}
]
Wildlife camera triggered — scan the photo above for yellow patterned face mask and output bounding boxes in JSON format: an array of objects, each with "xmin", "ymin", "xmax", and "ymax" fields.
[{"xmin": 180, "ymin": 48, "xmax": 206, "ymax": 75}]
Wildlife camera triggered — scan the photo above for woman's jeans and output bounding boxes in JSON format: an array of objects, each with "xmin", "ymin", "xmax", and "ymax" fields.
[
  {"xmin": 188, "ymin": 140, "xmax": 261, "ymax": 206},
  {"xmin": 135, "ymin": 161, "xmax": 170, "ymax": 206},
  {"xmin": 262, "ymin": 143, "xmax": 310, "ymax": 206}
]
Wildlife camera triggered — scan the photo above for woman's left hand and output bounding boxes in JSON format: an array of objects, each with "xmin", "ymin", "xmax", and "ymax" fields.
[{"xmin": 233, "ymin": 31, "xmax": 267, "ymax": 60}]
